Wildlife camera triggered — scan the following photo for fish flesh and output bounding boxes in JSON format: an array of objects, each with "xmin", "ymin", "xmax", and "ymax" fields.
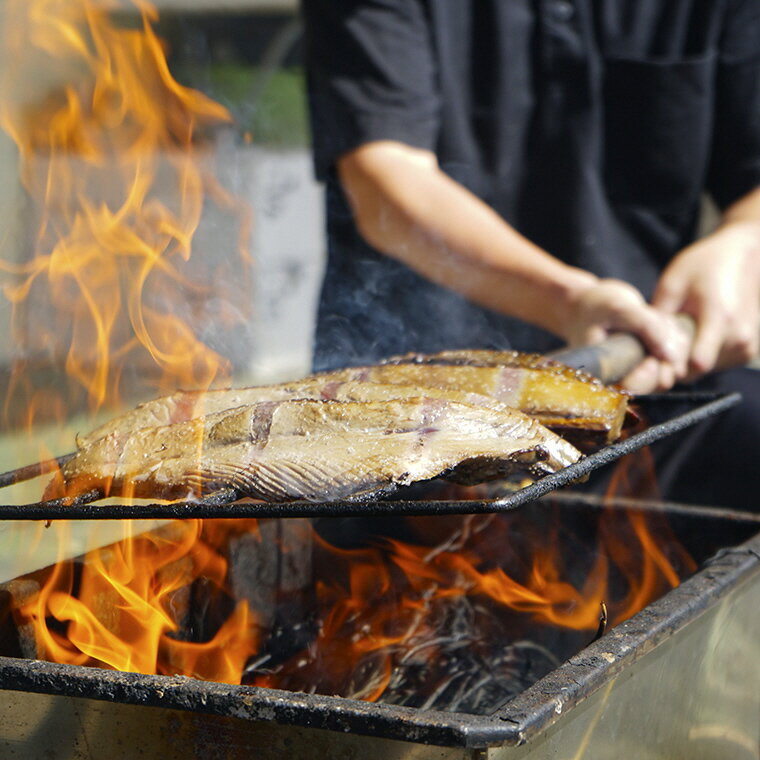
[
  {"xmin": 77, "ymin": 352, "xmax": 629, "ymax": 448},
  {"xmin": 78, "ymin": 380, "xmax": 522, "ymax": 447},
  {"xmin": 382, "ymin": 349, "xmax": 631, "ymax": 443},
  {"xmin": 50, "ymin": 397, "xmax": 582, "ymax": 502}
]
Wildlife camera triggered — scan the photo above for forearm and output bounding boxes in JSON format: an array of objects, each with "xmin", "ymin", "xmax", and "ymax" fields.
[
  {"xmin": 338, "ymin": 140, "xmax": 688, "ymax": 391},
  {"xmin": 337, "ymin": 141, "xmax": 597, "ymax": 341}
]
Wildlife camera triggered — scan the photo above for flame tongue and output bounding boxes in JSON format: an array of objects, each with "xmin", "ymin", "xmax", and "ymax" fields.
[
  {"xmin": 0, "ymin": 0, "xmax": 247, "ymax": 424},
  {"xmin": 8, "ymin": 502, "xmax": 692, "ymax": 709}
]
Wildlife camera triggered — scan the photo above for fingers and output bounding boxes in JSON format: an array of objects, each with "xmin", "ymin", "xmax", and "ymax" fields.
[
  {"xmin": 658, "ymin": 288, "xmax": 758, "ymax": 379},
  {"xmin": 621, "ymin": 356, "xmax": 680, "ymax": 395},
  {"xmin": 573, "ymin": 324, "xmax": 607, "ymax": 347},
  {"xmin": 653, "ymin": 227, "xmax": 760, "ymax": 380},
  {"xmin": 689, "ymin": 306, "xmax": 760, "ymax": 378},
  {"xmin": 656, "ymin": 268, "xmax": 722, "ymax": 377},
  {"xmin": 596, "ymin": 284, "xmax": 689, "ymax": 377},
  {"xmin": 652, "ymin": 274, "xmax": 687, "ymax": 316},
  {"xmin": 628, "ymin": 310, "xmax": 690, "ymax": 378},
  {"xmin": 569, "ymin": 278, "xmax": 690, "ymax": 385},
  {"xmin": 689, "ymin": 305, "xmax": 722, "ymax": 378}
]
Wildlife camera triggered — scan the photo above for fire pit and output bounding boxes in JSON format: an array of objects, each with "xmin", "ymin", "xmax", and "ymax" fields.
[{"xmin": 0, "ymin": 486, "xmax": 758, "ymax": 758}]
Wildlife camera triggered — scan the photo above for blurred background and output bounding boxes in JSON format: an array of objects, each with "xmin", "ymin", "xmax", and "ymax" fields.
[
  {"xmin": 0, "ymin": 0, "xmax": 322, "ymax": 506},
  {"xmin": 153, "ymin": 0, "xmax": 324, "ymax": 385},
  {"xmin": 0, "ymin": 0, "xmax": 322, "ymax": 417}
]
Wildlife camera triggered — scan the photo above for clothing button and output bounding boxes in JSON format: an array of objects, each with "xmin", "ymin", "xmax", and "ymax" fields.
[{"xmin": 549, "ymin": 0, "xmax": 575, "ymax": 22}]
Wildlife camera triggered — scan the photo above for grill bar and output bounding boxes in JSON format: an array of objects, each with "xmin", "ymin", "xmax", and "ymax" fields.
[
  {"xmin": 0, "ymin": 391, "xmax": 741, "ymax": 521},
  {"xmin": 549, "ymin": 490, "xmax": 760, "ymax": 524}
]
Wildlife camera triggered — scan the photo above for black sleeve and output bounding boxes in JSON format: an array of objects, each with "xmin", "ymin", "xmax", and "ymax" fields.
[
  {"xmin": 301, "ymin": 0, "xmax": 440, "ymax": 180},
  {"xmin": 707, "ymin": 0, "xmax": 760, "ymax": 209}
]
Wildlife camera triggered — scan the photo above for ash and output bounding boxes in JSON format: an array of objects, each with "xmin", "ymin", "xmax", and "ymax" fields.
[
  {"xmin": 244, "ymin": 586, "xmax": 560, "ymax": 714},
  {"xmin": 242, "ymin": 512, "xmax": 564, "ymax": 714},
  {"xmin": 362, "ymin": 598, "xmax": 559, "ymax": 713}
]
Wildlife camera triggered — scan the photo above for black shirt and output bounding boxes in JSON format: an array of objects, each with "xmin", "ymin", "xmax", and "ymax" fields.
[{"xmin": 302, "ymin": 0, "xmax": 760, "ymax": 369}]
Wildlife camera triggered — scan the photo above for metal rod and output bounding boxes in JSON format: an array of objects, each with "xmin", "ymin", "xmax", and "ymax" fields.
[
  {"xmin": 547, "ymin": 491, "xmax": 760, "ymax": 524},
  {"xmin": 0, "ymin": 392, "xmax": 741, "ymax": 521},
  {"xmin": 0, "ymin": 453, "xmax": 75, "ymax": 489}
]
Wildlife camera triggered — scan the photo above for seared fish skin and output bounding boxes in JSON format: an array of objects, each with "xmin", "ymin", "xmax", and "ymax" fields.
[
  {"xmin": 380, "ymin": 350, "xmax": 630, "ymax": 443},
  {"xmin": 52, "ymin": 398, "xmax": 582, "ymax": 502},
  {"xmin": 77, "ymin": 380, "xmax": 524, "ymax": 448},
  {"xmin": 77, "ymin": 351, "xmax": 628, "ymax": 449}
]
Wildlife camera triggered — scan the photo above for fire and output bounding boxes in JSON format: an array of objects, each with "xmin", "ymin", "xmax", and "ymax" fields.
[
  {"xmin": 0, "ymin": 0, "xmax": 250, "ymax": 424},
  {"xmin": 17, "ymin": 520, "xmax": 261, "ymax": 683},
  {"xmin": 6, "ymin": 499, "xmax": 692, "ymax": 705},
  {"xmin": 599, "ymin": 447, "xmax": 695, "ymax": 619}
]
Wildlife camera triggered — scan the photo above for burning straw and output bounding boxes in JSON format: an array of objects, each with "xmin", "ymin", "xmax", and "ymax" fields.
[{"xmin": 2, "ymin": 502, "xmax": 697, "ymax": 714}]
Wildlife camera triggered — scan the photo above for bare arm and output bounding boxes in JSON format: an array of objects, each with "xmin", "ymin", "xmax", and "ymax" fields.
[{"xmin": 338, "ymin": 140, "xmax": 688, "ymax": 389}]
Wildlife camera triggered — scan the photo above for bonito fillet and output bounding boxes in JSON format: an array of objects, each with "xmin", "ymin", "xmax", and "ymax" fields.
[
  {"xmin": 77, "ymin": 351, "xmax": 629, "ymax": 448},
  {"xmin": 383, "ymin": 350, "xmax": 630, "ymax": 442},
  {"xmin": 50, "ymin": 397, "xmax": 582, "ymax": 502}
]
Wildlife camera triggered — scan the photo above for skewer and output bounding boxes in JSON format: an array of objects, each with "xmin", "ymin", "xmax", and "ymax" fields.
[{"xmin": 0, "ymin": 453, "xmax": 75, "ymax": 489}]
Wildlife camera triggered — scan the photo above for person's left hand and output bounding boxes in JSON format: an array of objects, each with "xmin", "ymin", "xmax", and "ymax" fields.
[{"xmin": 652, "ymin": 220, "xmax": 760, "ymax": 383}]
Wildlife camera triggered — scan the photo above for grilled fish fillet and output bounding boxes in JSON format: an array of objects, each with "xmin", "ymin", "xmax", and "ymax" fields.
[
  {"xmin": 78, "ymin": 380, "xmax": 521, "ymax": 448},
  {"xmin": 383, "ymin": 350, "xmax": 630, "ymax": 443},
  {"xmin": 77, "ymin": 352, "xmax": 629, "ymax": 448},
  {"xmin": 51, "ymin": 397, "xmax": 582, "ymax": 502}
]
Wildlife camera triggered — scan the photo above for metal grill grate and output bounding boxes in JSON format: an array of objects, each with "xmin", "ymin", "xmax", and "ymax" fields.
[{"xmin": 0, "ymin": 392, "xmax": 742, "ymax": 521}]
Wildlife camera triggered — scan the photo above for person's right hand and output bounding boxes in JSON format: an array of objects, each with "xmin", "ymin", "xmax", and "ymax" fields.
[{"xmin": 564, "ymin": 278, "xmax": 691, "ymax": 393}]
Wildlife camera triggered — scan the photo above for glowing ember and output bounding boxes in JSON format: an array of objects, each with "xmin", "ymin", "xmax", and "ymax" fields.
[{"xmin": 0, "ymin": 0, "xmax": 249, "ymax": 424}]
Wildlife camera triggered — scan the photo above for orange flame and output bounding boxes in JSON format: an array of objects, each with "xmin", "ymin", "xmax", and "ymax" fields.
[
  {"xmin": 17, "ymin": 520, "xmax": 261, "ymax": 683},
  {"xmin": 0, "ymin": 0, "xmax": 250, "ymax": 423},
  {"xmin": 7, "ymin": 501, "xmax": 692, "ymax": 700},
  {"xmin": 247, "ymin": 504, "xmax": 689, "ymax": 701}
]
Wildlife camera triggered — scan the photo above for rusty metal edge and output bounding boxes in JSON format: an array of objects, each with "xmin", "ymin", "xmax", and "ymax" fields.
[
  {"xmin": 0, "ymin": 528, "xmax": 757, "ymax": 749},
  {"xmin": 489, "ymin": 530, "xmax": 760, "ymax": 746}
]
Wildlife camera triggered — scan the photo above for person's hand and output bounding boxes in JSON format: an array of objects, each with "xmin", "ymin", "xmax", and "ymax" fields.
[
  {"xmin": 565, "ymin": 278, "xmax": 690, "ymax": 393},
  {"xmin": 653, "ymin": 220, "xmax": 760, "ymax": 382}
]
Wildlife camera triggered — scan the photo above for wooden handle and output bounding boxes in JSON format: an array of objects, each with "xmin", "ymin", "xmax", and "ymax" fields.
[{"xmin": 547, "ymin": 315, "xmax": 696, "ymax": 384}]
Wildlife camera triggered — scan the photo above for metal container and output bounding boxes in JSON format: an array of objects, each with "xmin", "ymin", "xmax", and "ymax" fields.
[{"xmin": 0, "ymin": 501, "xmax": 757, "ymax": 760}]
